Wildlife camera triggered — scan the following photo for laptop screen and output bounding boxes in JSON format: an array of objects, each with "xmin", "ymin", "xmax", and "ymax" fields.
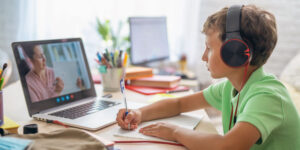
[{"xmin": 12, "ymin": 38, "xmax": 96, "ymax": 116}]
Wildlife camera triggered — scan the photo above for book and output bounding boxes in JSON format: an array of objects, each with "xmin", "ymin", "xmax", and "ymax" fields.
[
  {"xmin": 129, "ymin": 75, "xmax": 181, "ymax": 88},
  {"xmin": 125, "ymin": 66, "xmax": 153, "ymax": 80},
  {"xmin": 125, "ymin": 85, "xmax": 189, "ymax": 95},
  {"xmin": 0, "ymin": 116, "xmax": 20, "ymax": 134}
]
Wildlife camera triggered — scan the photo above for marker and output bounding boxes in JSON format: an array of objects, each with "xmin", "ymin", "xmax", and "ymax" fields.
[
  {"xmin": 123, "ymin": 52, "xmax": 128, "ymax": 67},
  {"xmin": 111, "ymin": 52, "xmax": 115, "ymax": 67},
  {"xmin": 117, "ymin": 51, "xmax": 123, "ymax": 67},
  {"xmin": 0, "ymin": 78, "xmax": 4, "ymax": 90},
  {"xmin": 0, "ymin": 63, "xmax": 7, "ymax": 79},
  {"xmin": 96, "ymin": 52, "xmax": 102, "ymax": 62},
  {"xmin": 114, "ymin": 51, "xmax": 119, "ymax": 67}
]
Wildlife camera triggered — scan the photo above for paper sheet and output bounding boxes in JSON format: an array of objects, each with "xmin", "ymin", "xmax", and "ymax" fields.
[{"xmin": 114, "ymin": 114, "xmax": 203, "ymax": 142}]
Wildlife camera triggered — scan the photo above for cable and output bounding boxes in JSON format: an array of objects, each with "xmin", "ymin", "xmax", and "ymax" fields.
[
  {"xmin": 228, "ymin": 63, "xmax": 250, "ymax": 130},
  {"xmin": 46, "ymin": 119, "xmax": 68, "ymax": 128},
  {"xmin": 114, "ymin": 140, "xmax": 184, "ymax": 146}
]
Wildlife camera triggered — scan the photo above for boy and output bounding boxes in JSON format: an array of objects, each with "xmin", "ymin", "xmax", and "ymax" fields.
[{"xmin": 116, "ymin": 5, "xmax": 300, "ymax": 150}]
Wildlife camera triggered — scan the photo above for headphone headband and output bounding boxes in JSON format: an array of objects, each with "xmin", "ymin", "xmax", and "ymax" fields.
[{"xmin": 226, "ymin": 5, "xmax": 243, "ymax": 40}]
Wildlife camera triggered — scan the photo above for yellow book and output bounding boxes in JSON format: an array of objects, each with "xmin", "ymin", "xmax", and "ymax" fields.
[{"xmin": 0, "ymin": 116, "xmax": 20, "ymax": 134}]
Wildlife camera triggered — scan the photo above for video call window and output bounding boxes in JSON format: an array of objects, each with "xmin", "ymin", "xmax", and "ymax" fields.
[{"xmin": 17, "ymin": 41, "xmax": 91, "ymax": 103}]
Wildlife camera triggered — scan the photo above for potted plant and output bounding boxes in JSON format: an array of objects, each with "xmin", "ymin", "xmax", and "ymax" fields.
[{"xmin": 96, "ymin": 18, "xmax": 130, "ymax": 54}]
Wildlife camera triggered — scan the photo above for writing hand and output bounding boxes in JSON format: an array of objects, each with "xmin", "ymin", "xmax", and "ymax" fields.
[{"xmin": 116, "ymin": 109, "xmax": 142, "ymax": 130}]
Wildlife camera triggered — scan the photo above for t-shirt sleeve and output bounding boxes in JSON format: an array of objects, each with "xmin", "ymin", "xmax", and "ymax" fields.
[
  {"xmin": 202, "ymin": 80, "xmax": 226, "ymax": 111},
  {"xmin": 237, "ymin": 93, "xmax": 284, "ymax": 144}
]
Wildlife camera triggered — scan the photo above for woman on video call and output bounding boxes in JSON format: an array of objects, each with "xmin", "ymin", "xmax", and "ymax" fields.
[{"xmin": 23, "ymin": 45, "xmax": 64, "ymax": 102}]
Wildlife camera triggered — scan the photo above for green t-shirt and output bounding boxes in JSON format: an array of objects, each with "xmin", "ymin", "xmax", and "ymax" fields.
[{"xmin": 203, "ymin": 67, "xmax": 300, "ymax": 150}]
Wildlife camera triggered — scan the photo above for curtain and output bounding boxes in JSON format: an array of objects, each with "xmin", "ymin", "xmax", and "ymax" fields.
[
  {"xmin": 1, "ymin": 0, "xmax": 203, "ymax": 84},
  {"xmin": 0, "ymin": 0, "xmax": 37, "ymax": 84},
  {"xmin": 33, "ymin": 0, "xmax": 202, "ymax": 68}
]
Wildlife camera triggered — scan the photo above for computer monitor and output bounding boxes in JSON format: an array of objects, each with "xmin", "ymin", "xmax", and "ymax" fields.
[{"xmin": 129, "ymin": 17, "xmax": 170, "ymax": 65}]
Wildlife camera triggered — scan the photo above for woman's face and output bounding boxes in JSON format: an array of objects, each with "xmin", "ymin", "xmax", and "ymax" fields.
[
  {"xmin": 31, "ymin": 45, "xmax": 46, "ymax": 72},
  {"xmin": 201, "ymin": 29, "xmax": 234, "ymax": 78}
]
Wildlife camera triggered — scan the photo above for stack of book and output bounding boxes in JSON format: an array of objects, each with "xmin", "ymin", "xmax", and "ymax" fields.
[
  {"xmin": 92, "ymin": 66, "xmax": 153, "ymax": 84},
  {"xmin": 126, "ymin": 74, "xmax": 189, "ymax": 95}
]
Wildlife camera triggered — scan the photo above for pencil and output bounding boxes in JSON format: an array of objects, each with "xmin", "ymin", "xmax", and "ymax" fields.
[{"xmin": 123, "ymin": 52, "xmax": 128, "ymax": 67}]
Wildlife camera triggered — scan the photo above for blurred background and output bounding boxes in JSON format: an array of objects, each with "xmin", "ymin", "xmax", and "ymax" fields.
[{"xmin": 1, "ymin": 0, "xmax": 300, "ymax": 90}]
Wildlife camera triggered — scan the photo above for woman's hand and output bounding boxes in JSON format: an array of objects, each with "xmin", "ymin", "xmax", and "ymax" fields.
[
  {"xmin": 139, "ymin": 122, "xmax": 179, "ymax": 141},
  {"xmin": 116, "ymin": 109, "xmax": 142, "ymax": 130},
  {"xmin": 76, "ymin": 77, "xmax": 84, "ymax": 89},
  {"xmin": 54, "ymin": 77, "xmax": 64, "ymax": 94}
]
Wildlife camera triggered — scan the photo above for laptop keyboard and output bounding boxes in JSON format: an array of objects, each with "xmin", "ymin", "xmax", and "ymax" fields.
[{"xmin": 50, "ymin": 100, "xmax": 121, "ymax": 119}]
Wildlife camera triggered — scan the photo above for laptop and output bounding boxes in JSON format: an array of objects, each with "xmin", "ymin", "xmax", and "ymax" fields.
[{"xmin": 12, "ymin": 38, "xmax": 142, "ymax": 130}]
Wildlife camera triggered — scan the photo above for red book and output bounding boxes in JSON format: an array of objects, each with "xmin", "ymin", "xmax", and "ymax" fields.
[
  {"xmin": 129, "ymin": 75, "xmax": 181, "ymax": 88},
  {"xmin": 126, "ymin": 85, "xmax": 189, "ymax": 95}
]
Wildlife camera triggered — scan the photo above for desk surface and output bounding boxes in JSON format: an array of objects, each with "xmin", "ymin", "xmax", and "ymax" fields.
[{"xmin": 3, "ymin": 80, "xmax": 218, "ymax": 150}]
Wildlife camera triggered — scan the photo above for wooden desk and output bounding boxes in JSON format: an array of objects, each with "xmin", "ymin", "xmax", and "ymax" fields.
[{"xmin": 3, "ymin": 80, "xmax": 218, "ymax": 150}]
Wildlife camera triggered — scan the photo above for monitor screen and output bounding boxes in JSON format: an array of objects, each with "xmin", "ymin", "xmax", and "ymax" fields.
[{"xmin": 129, "ymin": 17, "xmax": 170, "ymax": 65}]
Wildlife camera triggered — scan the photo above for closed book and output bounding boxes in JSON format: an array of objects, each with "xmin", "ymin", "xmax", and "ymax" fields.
[
  {"xmin": 125, "ymin": 66, "xmax": 153, "ymax": 80},
  {"xmin": 0, "ymin": 116, "xmax": 20, "ymax": 134},
  {"xmin": 129, "ymin": 75, "xmax": 181, "ymax": 88}
]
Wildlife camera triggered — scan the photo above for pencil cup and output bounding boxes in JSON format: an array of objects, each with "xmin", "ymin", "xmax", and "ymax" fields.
[
  {"xmin": 0, "ymin": 91, "xmax": 3, "ymax": 126},
  {"xmin": 99, "ymin": 66, "xmax": 124, "ymax": 92}
]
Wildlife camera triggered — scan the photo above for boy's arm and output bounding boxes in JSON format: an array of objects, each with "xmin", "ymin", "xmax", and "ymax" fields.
[
  {"xmin": 173, "ymin": 122, "xmax": 261, "ymax": 150},
  {"xmin": 139, "ymin": 91, "xmax": 211, "ymax": 122}
]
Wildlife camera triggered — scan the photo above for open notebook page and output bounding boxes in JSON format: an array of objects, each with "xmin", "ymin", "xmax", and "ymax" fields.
[{"xmin": 114, "ymin": 113, "xmax": 203, "ymax": 142}]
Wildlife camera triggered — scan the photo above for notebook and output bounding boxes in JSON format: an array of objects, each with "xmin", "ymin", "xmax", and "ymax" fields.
[
  {"xmin": 0, "ymin": 116, "xmax": 20, "ymax": 134},
  {"xmin": 114, "ymin": 113, "xmax": 203, "ymax": 142},
  {"xmin": 12, "ymin": 38, "xmax": 143, "ymax": 131}
]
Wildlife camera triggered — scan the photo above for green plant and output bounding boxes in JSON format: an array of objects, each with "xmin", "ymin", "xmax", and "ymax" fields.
[{"xmin": 96, "ymin": 18, "xmax": 130, "ymax": 53}]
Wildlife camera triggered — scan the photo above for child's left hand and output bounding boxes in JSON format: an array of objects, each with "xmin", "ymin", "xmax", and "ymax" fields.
[{"xmin": 139, "ymin": 122, "xmax": 179, "ymax": 141}]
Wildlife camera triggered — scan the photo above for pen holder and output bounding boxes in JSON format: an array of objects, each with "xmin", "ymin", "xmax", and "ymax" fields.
[
  {"xmin": 0, "ymin": 91, "xmax": 3, "ymax": 126},
  {"xmin": 98, "ymin": 66, "xmax": 124, "ymax": 92}
]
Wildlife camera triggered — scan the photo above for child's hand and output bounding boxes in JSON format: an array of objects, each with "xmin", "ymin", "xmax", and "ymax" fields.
[
  {"xmin": 139, "ymin": 122, "xmax": 178, "ymax": 141},
  {"xmin": 116, "ymin": 109, "xmax": 142, "ymax": 130}
]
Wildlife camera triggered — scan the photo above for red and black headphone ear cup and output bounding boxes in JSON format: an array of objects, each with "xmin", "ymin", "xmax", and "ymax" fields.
[{"xmin": 221, "ymin": 39, "xmax": 250, "ymax": 67}]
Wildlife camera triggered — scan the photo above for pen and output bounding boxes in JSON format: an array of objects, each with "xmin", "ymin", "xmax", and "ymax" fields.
[{"xmin": 120, "ymin": 77, "xmax": 130, "ymax": 129}]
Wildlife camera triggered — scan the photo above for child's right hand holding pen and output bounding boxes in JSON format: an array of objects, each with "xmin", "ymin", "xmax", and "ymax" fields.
[{"xmin": 116, "ymin": 109, "xmax": 142, "ymax": 130}]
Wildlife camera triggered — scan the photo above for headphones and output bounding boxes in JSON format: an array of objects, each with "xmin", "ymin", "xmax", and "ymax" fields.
[
  {"xmin": 224, "ymin": 5, "xmax": 253, "ymax": 131},
  {"xmin": 221, "ymin": 5, "xmax": 251, "ymax": 67}
]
